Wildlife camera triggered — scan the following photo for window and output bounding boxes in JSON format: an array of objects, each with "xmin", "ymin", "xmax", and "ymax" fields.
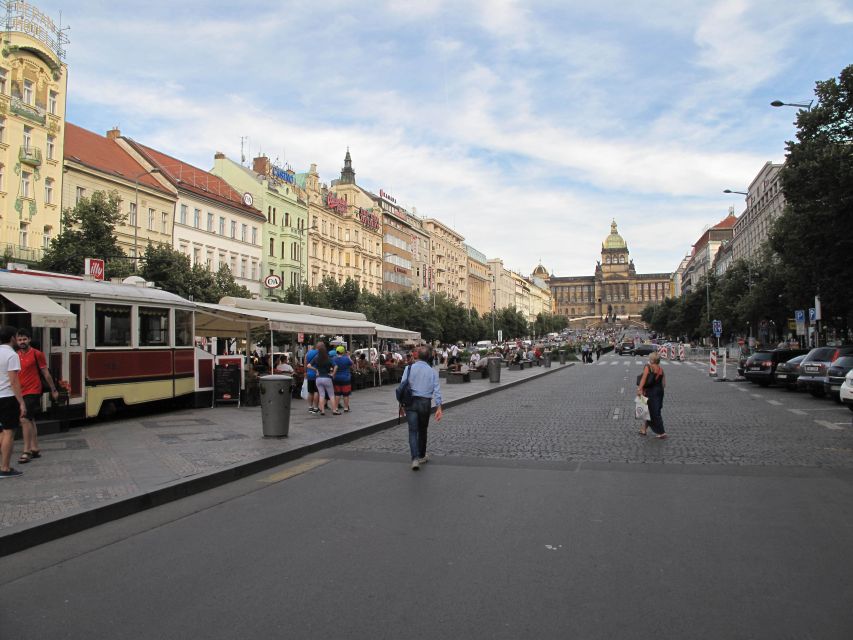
[
  {"xmin": 219, "ymin": 216, "xmax": 225, "ymax": 235},
  {"xmin": 241, "ymin": 224, "xmax": 247, "ymax": 242},
  {"xmin": 251, "ymin": 262, "xmax": 257, "ymax": 281},
  {"xmin": 207, "ymin": 212, "xmax": 214, "ymax": 232},
  {"xmin": 0, "ymin": 117, "xmax": 5, "ymax": 143},
  {"xmin": 23, "ymin": 80, "xmax": 33, "ymax": 105},
  {"xmin": 269, "ymin": 238, "xmax": 274, "ymax": 257},
  {"xmin": 22, "ymin": 126, "xmax": 31, "ymax": 149},
  {"xmin": 284, "ymin": 212, "xmax": 289, "ymax": 227},
  {"xmin": 231, "ymin": 221, "xmax": 236, "ymax": 238},
  {"xmin": 44, "ymin": 178, "xmax": 53, "ymax": 204},
  {"xmin": 175, "ymin": 309, "xmax": 193, "ymax": 347},
  {"xmin": 272, "ymin": 208, "xmax": 276, "ymax": 225},
  {"xmin": 21, "ymin": 170, "xmax": 31, "ymax": 198},
  {"xmin": 0, "ymin": 69, "xmax": 6, "ymax": 94},
  {"xmin": 148, "ymin": 208, "xmax": 155, "ymax": 230},
  {"xmin": 95, "ymin": 304, "xmax": 132, "ymax": 347},
  {"xmin": 138, "ymin": 307, "xmax": 169, "ymax": 346},
  {"xmin": 18, "ymin": 222, "xmax": 28, "ymax": 246},
  {"xmin": 241, "ymin": 258, "xmax": 247, "ymax": 279},
  {"xmin": 43, "ymin": 225, "xmax": 52, "ymax": 249},
  {"xmin": 48, "ymin": 90, "xmax": 57, "ymax": 115},
  {"xmin": 0, "ymin": 163, "xmax": 5, "ymax": 191},
  {"xmin": 281, "ymin": 241, "xmax": 285, "ymax": 258},
  {"xmin": 206, "ymin": 250, "xmax": 213, "ymax": 269},
  {"xmin": 129, "ymin": 202, "xmax": 137, "ymax": 227},
  {"xmin": 193, "ymin": 208, "xmax": 201, "ymax": 228},
  {"xmin": 179, "ymin": 204, "xmax": 187, "ymax": 225},
  {"xmin": 161, "ymin": 212, "xmax": 168, "ymax": 234},
  {"xmin": 46, "ymin": 135, "xmax": 55, "ymax": 160},
  {"xmin": 251, "ymin": 227, "xmax": 257, "ymax": 245}
]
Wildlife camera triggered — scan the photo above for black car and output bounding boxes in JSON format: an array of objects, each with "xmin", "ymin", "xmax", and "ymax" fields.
[
  {"xmin": 737, "ymin": 349, "xmax": 754, "ymax": 377},
  {"xmin": 774, "ymin": 354, "xmax": 807, "ymax": 390},
  {"xmin": 633, "ymin": 343, "xmax": 657, "ymax": 357},
  {"xmin": 825, "ymin": 355, "xmax": 853, "ymax": 401},
  {"xmin": 744, "ymin": 349, "xmax": 809, "ymax": 386},
  {"xmin": 617, "ymin": 341, "xmax": 634, "ymax": 356},
  {"xmin": 797, "ymin": 346, "xmax": 853, "ymax": 397}
]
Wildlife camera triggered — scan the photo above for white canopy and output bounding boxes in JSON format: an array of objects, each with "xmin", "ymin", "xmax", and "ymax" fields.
[{"xmin": 0, "ymin": 292, "xmax": 76, "ymax": 328}]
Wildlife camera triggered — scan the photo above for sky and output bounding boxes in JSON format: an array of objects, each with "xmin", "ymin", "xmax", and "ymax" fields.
[{"xmin": 38, "ymin": 0, "xmax": 853, "ymax": 276}]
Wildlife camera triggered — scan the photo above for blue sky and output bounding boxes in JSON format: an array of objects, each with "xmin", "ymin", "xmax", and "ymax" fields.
[{"xmin": 40, "ymin": 0, "xmax": 853, "ymax": 276}]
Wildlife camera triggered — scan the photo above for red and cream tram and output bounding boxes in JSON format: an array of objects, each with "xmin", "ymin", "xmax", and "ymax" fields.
[{"xmin": 0, "ymin": 268, "xmax": 196, "ymax": 418}]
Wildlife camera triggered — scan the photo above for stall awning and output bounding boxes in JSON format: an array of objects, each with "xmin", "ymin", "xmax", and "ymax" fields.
[
  {"xmin": 1, "ymin": 292, "xmax": 75, "ymax": 328},
  {"xmin": 373, "ymin": 323, "xmax": 421, "ymax": 341},
  {"xmin": 194, "ymin": 303, "xmax": 377, "ymax": 337}
]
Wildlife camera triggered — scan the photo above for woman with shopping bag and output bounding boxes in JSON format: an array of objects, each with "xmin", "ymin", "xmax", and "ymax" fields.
[{"xmin": 636, "ymin": 351, "xmax": 667, "ymax": 439}]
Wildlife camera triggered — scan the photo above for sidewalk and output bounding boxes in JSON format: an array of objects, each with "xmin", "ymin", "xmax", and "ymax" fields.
[{"xmin": 0, "ymin": 361, "xmax": 572, "ymax": 555}]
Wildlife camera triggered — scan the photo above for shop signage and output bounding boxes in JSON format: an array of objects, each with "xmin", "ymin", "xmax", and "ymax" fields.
[
  {"xmin": 379, "ymin": 189, "xmax": 397, "ymax": 204},
  {"xmin": 356, "ymin": 207, "xmax": 381, "ymax": 230},
  {"xmin": 271, "ymin": 164, "xmax": 295, "ymax": 185},
  {"xmin": 326, "ymin": 192, "xmax": 348, "ymax": 214},
  {"xmin": 84, "ymin": 258, "xmax": 105, "ymax": 280},
  {"xmin": 264, "ymin": 274, "xmax": 282, "ymax": 289}
]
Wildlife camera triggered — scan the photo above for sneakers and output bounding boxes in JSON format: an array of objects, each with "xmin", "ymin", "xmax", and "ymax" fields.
[
  {"xmin": 411, "ymin": 459, "xmax": 420, "ymax": 471},
  {"xmin": 0, "ymin": 468, "xmax": 23, "ymax": 479},
  {"xmin": 308, "ymin": 407, "xmax": 319, "ymax": 414},
  {"xmin": 417, "ymin": 454, "xmax": 429, "ymax": 464}
]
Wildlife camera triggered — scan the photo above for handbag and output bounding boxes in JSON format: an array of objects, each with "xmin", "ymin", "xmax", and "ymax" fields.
[
  {"xmin": 395, "ymin": 365, "xmax": 413, "ymax": 407},
  {"xmin": 300, "ymin": 378, "xmax": 308, "ymax": 400},
  {"xmin": 634, "ymin": 396, "xmax": 650, "ymax": 421}
]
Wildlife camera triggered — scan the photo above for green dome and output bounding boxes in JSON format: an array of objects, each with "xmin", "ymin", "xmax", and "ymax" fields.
[{"xmin": 603, "ymin": 220, "xmax": 627, "ymax": 250}]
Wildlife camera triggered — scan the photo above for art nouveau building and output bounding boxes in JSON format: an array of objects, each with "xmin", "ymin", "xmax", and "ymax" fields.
[{"xmin": 424, "ymin": 217, "xmax": 466, "ymax": 304}]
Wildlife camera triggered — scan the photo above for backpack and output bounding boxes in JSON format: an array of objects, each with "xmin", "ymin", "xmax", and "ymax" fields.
[
  {"xmin": 395, "ymin": 365, "xmax": 414, "ymax": 407},
  {"xmin": 636, "ymin": 366, "xmax": 661, "ymax": 389}
]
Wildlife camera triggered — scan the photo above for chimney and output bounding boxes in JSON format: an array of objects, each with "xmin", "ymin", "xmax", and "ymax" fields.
[
  {"xmin": 214, "ymin": 151, "xmax": 225, "ymax": 160},
  {"xmin": 253, "ymin": 155, "xmax": 270, "ymax": 176},
  {"xmin": 106, "ymin": 127, "xmax": 121, "ymax": 140}
]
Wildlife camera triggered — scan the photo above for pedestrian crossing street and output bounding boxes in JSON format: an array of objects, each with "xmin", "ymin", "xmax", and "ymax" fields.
[{"xmin": 595, "ymin": 357, "xmax": 707, "ymax": 369}]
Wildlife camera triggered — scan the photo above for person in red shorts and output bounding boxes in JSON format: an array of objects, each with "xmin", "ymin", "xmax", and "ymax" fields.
[
  {"xmin": 16, "ymin": 328, "xmax": 58, "ymax": 464},
  {"xmin": 332, "ymin": 346, "xmax": 354, "ymax": 414}
]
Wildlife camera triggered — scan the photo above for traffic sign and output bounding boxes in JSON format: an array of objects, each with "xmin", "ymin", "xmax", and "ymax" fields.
[
  {"xmin": 263, "ymin": 274, "xmax": 282, "ymax": 289},
  {"xmin": 712, "ymin": 319, "xmax": 722, "ymax": 338},
  {"xmin": 795, "ymin": 309, "xmax": 805, "ymax": 335},
  {"xmin": 808, "ymin": 308, "xmax": 816, "ymax": 323},
  {"xmin": 497, "ymin": 329, "xmax": 503, "ymax": 343}
]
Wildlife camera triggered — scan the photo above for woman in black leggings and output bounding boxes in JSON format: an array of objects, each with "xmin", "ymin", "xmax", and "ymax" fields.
[{"xmin": 637, "ymin": 351, "xmax": 667, "ymax": 439}]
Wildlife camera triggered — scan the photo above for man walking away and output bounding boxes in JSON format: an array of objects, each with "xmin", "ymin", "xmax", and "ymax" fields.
[
  {"xmin": 399, "ymin": 346, "xmax": 443, "ymax": 471},
  {"xmin": 0, "ymin": 326, "xmax": 26, "ymax": 478},
  {"xmin": 304, "ymin": 341, "xmax": 321, "ymax": 414},
  {"xmin": 16, "ymin": 329, "xmax": 59, "ymax": 464}
]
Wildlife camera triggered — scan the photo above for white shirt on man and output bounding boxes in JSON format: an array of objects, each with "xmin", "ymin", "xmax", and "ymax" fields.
[{"xmin": 0, "ymin": 344, "xmax": 21, "ymax": 398}]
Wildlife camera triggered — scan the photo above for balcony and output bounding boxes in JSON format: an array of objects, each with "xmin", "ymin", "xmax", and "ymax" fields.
[
  {"xmin": 19, "ymin": 145, "xmax": 42, "ymax": 166},
  {"xmin": 0, "ymin": 241, "xmax": 44, "ymax": 264},
  {"xmin": 11, "ymin": 97, "xmax": 46, "ymax": 125}
]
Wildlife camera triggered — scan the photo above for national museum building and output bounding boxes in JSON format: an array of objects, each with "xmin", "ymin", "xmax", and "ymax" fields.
[{"xmin": 543, "ymin": 221, "xmax": 672, "ymax": 326}]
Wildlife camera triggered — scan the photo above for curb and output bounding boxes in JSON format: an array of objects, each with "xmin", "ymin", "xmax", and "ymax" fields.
[{"xmin": 0, "ymin": 362, "xmax": 574, "ymax": 557}]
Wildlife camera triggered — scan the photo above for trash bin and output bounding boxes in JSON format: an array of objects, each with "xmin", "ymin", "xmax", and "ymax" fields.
[
  {"xmin": 487, "ymin": 357, "xmax": 502, "ymax": 383},
  {"xmin": 260, "ymin": 374, "xmax": 292, "ymax": 438},
  {"xmin": 544, "ymin": 353, "xmax": 552, "ymax": 368},
  {"xmin": 559, "ymin": 351, "xmax": 566, "ymax": 365}
]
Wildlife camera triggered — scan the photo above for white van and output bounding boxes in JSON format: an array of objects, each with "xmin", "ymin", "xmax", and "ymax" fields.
[{"xmin": 475, "ymin": 340, "xmax": 493, "ymax": 351}]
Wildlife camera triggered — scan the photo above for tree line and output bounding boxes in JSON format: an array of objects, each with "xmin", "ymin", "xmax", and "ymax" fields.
[{"xmin": 643, "ymin": 64, "xmax": 853, "ymax": 344}]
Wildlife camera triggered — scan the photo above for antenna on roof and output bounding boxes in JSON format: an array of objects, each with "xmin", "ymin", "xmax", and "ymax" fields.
[{"xmin": 240, "ymin": 136, "xmax": 247, "ymax": 165}]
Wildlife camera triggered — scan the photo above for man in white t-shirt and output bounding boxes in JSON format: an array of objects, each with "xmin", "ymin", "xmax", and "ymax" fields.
[
  {"xmin": 0, "ymin": 326, "xmax": 26, "ymax": 478},
  {"xmin": 449, "ymin": 343, "xmax": 460, "ymax": 366}
]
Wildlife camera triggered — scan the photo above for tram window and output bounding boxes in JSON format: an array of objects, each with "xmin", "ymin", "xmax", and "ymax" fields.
[
  {"xmin": 69, "ymin": 303, "xmax": 81, "ymax": 346},
  {"xmin": 175, "ymin": 310, "xmax": 193, "ymax": 347},
  {"xmin": 95, "ymin": 304, "xmax": 131, "ymax": 347},
  {"xmin": 139, "ymin": 307, "xmax": 169, "ymax": 346}
]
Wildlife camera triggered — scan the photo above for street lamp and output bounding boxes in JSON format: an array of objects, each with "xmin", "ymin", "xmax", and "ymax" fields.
[
  {"xmin": 723, "ymin": 189, "xmax": 748, "ymax": 196},
  {"xmin": 292, "ymin": 222, "xmax": 318, "ymax": 304},
  {"xmin": 133, "ymin": 167, "xmax": 162, "ymax": 270},
  {"xmin": 770, "ymin": 99, "xmax": 813, "ymax": 111}
]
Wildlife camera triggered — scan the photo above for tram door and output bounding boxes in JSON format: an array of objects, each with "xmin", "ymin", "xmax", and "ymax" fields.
[{"xmin": 47, "ymin": 301, "xmax": 85, "ymax": 408}]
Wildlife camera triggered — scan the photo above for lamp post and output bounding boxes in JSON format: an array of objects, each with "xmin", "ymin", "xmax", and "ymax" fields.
[
  {"xmin": 292, "ymin": 222, "xmax": 318, "ymax": 304},
  {"xmin": 133, "ymin": 167, "xmax": 162, "ymax": 271},
  {"xmin": 770, "ymin": 99, "xmax": 813, "ymax": 111},
  {"xmin": 723, "ymin": 189, "xmax": 748, "ymax": 196}
]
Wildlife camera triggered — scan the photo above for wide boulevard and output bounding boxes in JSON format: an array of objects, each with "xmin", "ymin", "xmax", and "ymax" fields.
[{"xmin": 2, "ymin": 353, "xmax": 852, "ymax": 639}]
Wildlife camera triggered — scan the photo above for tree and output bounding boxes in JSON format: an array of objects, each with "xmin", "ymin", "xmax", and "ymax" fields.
[
  {"xmin": 140, "ymin": 244, "xmax": 250, "ymax": 303},
  {"xmin": 40, "ymin": 190, "xmax": 133, "ymax": 279},
  {"xmin": 771, "ymin": 64, "xmax": 853, "ymax": 327}
]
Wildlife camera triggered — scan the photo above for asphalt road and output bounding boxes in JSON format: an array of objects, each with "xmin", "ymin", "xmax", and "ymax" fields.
[{"xmin": 2, "ymin": 354, "xmax": 852, "ymax": 639}]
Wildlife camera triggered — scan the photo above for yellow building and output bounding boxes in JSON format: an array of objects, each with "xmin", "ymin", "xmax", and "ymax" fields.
[
  {"xmin": 0, "ymin": 1, "xmax": 68, "ymax": 263},
  {"xmin": 465, "ymin": 243, "xmax": 490, "ymax": 316},
  {"xmin": 424, "ymin": 217, "xmax": 466, "ymax": 304},
  {"xmin": 62, "ymin": 124, "xmax": 176, "ymax": 259},
  {"xmin": 301, "ymin": 152, "xmax": 383, "ymax": 293}
]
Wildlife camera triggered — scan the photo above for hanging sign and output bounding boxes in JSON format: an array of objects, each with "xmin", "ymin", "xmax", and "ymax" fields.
[{"xmin": 84, "ymin": 258, "xmax": 105, "ymax": 280}]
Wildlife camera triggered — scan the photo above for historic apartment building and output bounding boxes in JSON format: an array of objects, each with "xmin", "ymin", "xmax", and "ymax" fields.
[
  {"xmin": 121, "ymin": 139, "xmax": 265, "ymax": 296},
  {"xmin": 679, "ymin": 212, "xmax": 737, "ymax": 295},
  {"xmin": 212, "ymin": 153, "xmax": 307, "ymax": 298},
  {"xmin": 547, "ymin": 221, "xmax": 673, "ymax": 324},
  {"xmin": 489, "ymin": 258, "xmax": 514, "ymax": 312},
  {"xmin": 465, "ymin": 243, "xmax": 490, "ymax": 316},
  {"xmin": 0, "ymin": 1, "xmax": 68, "ymax": 263},
  {"xmin": 731, "ymin": 161, "xmax": 785, "ymax": 263},
  {"xmin": 297, "ymin": 151, "xmax": 383, "ymax": 293},
  {"xmin": 373, "ymin": 187, "xmax": 420, "ymax": 294},
  {"xmin": 424, "ymin": 217, "xmax": 466, "ymax": 304}
]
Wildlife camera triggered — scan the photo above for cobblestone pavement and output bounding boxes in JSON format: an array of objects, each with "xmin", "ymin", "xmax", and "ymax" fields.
[
  {"xmin": 0, "ymin": 361, "xmax": 566, "ymax": 533},
  {"xmin": 344, "ymin": 354, "xmax": 853, "ymax": 466}
]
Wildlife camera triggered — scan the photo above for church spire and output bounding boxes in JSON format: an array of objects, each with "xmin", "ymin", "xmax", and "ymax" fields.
[{"xmin": 340, "ymin": 147, "xmax": 356, "ymax": 184}]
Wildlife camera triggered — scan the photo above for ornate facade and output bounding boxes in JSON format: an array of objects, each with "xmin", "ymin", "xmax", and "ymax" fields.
[{"xmin": 545, "ymin": 221, "xmax": 672, "ymax": 325}]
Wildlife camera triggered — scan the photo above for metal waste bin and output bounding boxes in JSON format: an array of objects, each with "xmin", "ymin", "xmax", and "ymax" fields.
[
  {"xmin": 544, "ymin": 353, "xmax": 552, "ymax": 368},
  {"xmin": 260, "ymin": 374, "xmax": 292, "ymax": 438},
  {"xmin": 559, "ymin": 351, "xmax": 566, "ymax": 365},
  {"xmin": 487, "ymin": 357, "xmax": 502, "ymax": 383}
]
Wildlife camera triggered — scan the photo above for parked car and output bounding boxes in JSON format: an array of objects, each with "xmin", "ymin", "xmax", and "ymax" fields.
[
  {"xmin": 737, "ymin": 349, "xmax": 754, "ymax": 377},
  {"xmin": 839, "ymin": 369, "xmax": 853, "ymax": 412},
  {"xmin": 616, "ymin": 341, "xmax": 634, "ymax": 356},
  {"xmin": 744, "ymin": 349, "xmax": 808, "ymax": 386},
  {"xmin": 633, "ymin": 343, "xmax": 657, "ymax": 357},
  {"xmin": 825, "ymin": 355, "xmax": 853, "ymax": 402},
  {"xmin": 774, "ymin": 354, "xmax": 807, "ymax": 390},
  {"xmin": 797, "ymin": 346, "xmax": 853, "ymax": 397}
]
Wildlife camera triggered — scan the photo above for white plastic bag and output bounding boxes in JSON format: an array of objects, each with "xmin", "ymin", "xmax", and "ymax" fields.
[
  {"xmin": 300, "ymin": 378, "xmax": 308, "ymax": 400},
  {"xmin": 634, "ymin": 396, "xmax": 650, "ymax": 421}
]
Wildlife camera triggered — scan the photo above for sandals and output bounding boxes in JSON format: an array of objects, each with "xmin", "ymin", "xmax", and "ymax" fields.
[
  {"xmin": 655, "ymin": 434, "xmax": 668, "ymax": 440},
  {"xmin": 30, "ymin": 450, "xmax": 41, "ymax": 459},
  {"xmin": 18, "ymin": 451, "xmax": 32, "ymax": 464},
  {"xmin": 638, "ymin": 430, "xmax": 647, "ymax": 436}
]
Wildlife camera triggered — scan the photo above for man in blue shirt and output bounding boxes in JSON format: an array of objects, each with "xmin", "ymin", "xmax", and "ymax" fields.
[
  {"xmin": 304, "ymin": 341, "xmax": 321, "ymax": 413},
  {"xmin": 399, "ymin": 346, "xmax": 443, "ymax": 471}
]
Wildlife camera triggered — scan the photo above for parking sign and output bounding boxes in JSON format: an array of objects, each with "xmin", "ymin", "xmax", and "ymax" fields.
[
  {"xmin": 808, "ymin": 308, "xmax": 816, "ymax": 322},
  {"xmin": 712, "ymin": 319, "xmax": 722, "ymax": 338}
]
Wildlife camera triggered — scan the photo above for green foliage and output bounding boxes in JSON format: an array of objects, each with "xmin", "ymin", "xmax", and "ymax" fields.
[
  {"xmin": 140, "ymin": 244, "xmax": 251, "ymax": 303},
  {"xmin": 40, "ymin": 190, "xmax": 133, "ymax": 279}
]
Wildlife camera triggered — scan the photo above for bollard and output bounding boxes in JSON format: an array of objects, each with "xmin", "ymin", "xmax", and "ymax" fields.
[
  {"xmin": 487, "ymin": 357, "xmax": 502, "ymax": 383},
  {"xmin": 709, "ymin": 350, "xmax": 717, "ymax": 377},
  {"xmin": 544, "ymin": 353, "xmax": 551, "ymax": 368},
  {"xmin": 260, "ymin": 374, "xmax": 292, "ymax": 438},
  {"xmin": 559, "ymin": 351, "xmax": 566, "ymax": 365}
]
